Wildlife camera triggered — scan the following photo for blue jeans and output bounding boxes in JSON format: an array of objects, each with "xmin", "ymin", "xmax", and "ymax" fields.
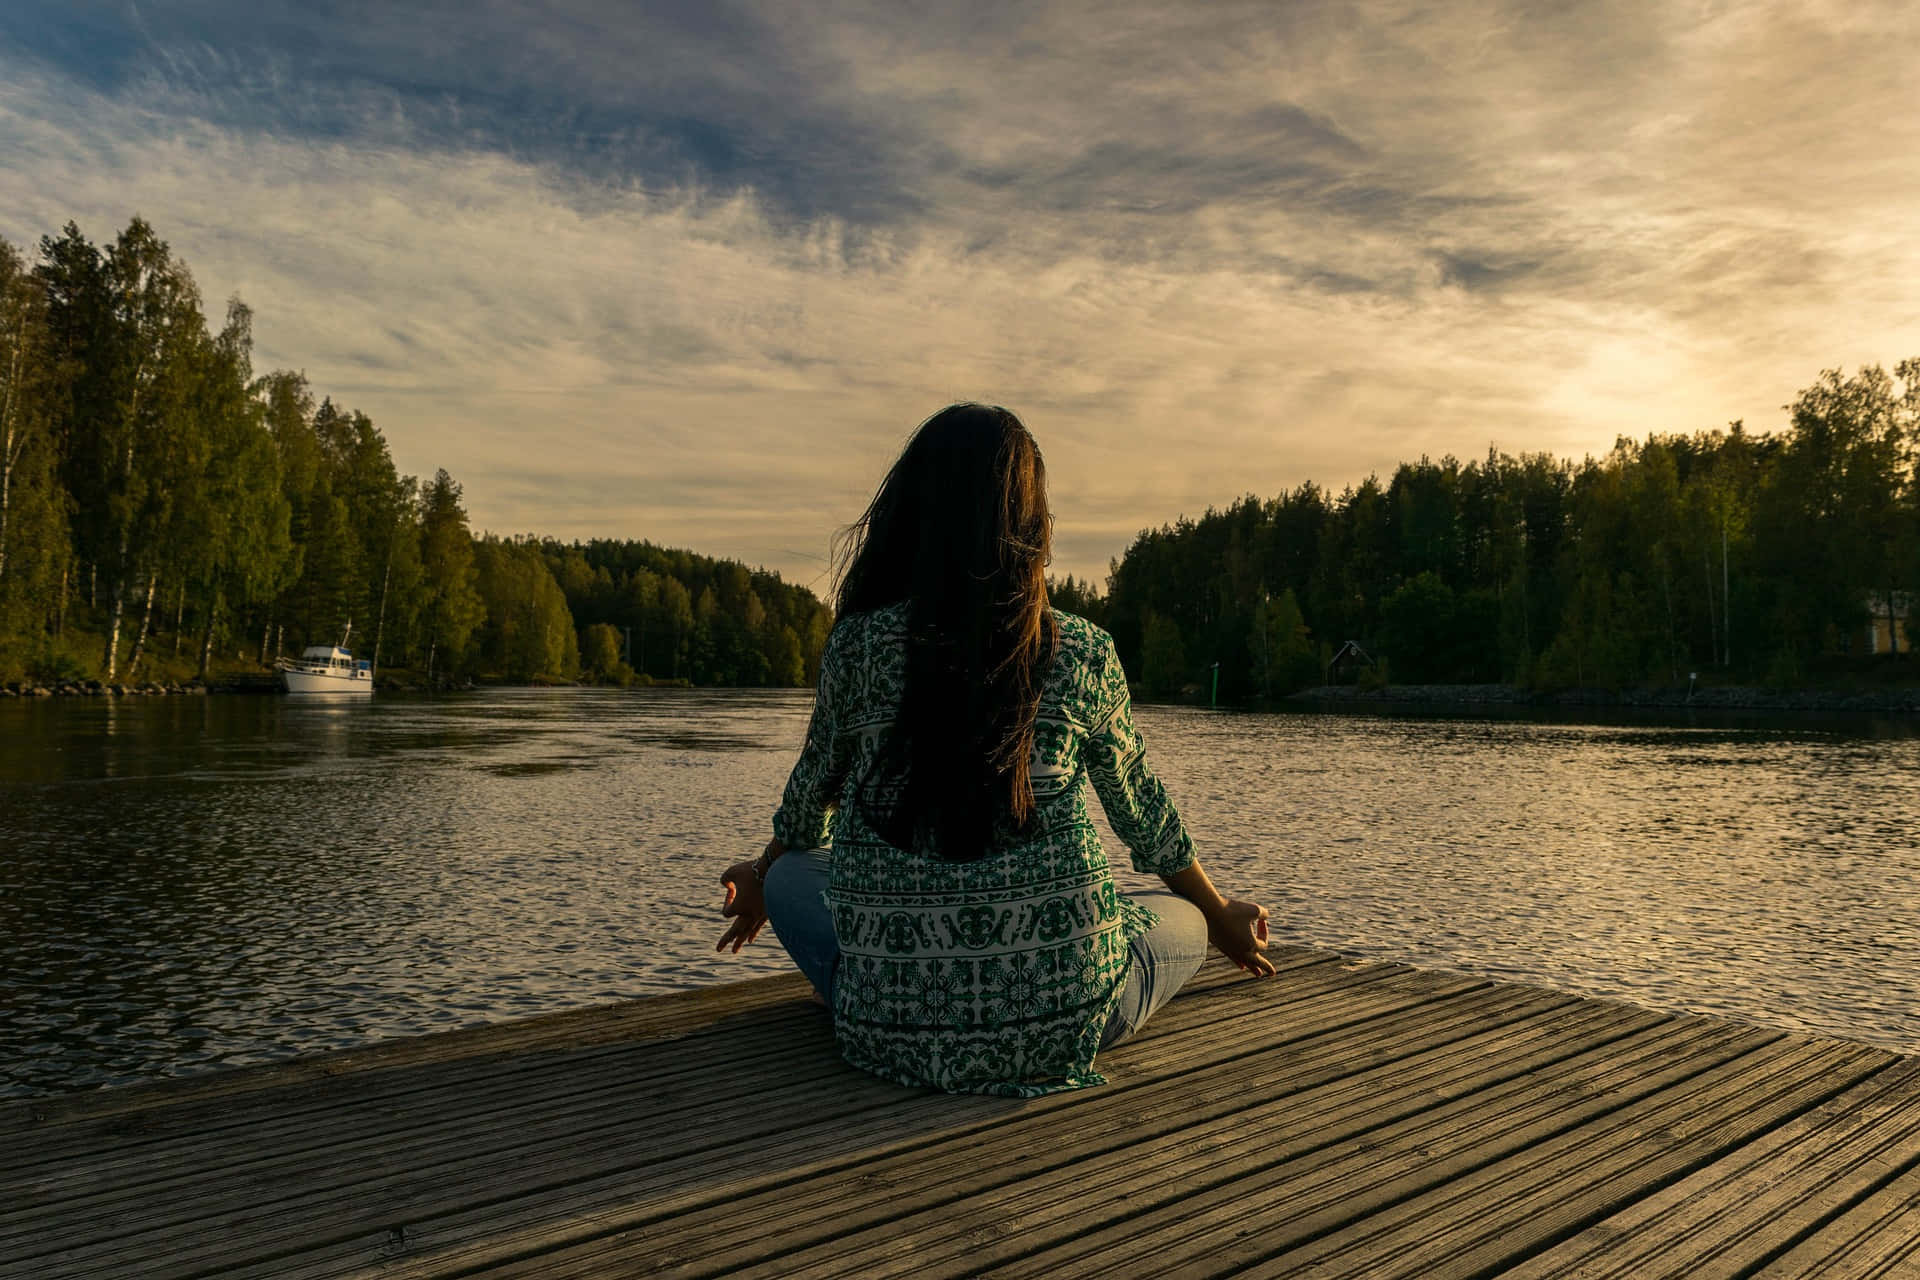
[{"xmin": 761, "ymin": 850, "xmax": 1210, "ymax": 1049}]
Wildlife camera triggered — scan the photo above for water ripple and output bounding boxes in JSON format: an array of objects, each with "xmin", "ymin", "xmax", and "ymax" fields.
[{"xmin": 3, "ymin": 690, "xmax": 1917, "ymax": 1096}]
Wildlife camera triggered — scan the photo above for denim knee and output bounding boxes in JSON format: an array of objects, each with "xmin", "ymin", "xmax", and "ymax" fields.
[
  {"xmin": 763, "ymin": 849, "xmax": 837, "ymax": 999},
  {"xmin": 1101, "ymin": 892, "xmax": 1210, "ymax": 1049}
]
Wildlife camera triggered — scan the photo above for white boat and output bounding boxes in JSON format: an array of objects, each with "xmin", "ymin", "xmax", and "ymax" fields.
[{"xmin": 277, "ymin": 633, "xmax": 374, "ymax": 695}]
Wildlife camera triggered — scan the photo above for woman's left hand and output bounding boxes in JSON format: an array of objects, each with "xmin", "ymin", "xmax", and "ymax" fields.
[
  {"xmin": 1205, "ymin": 898, "xmax": 1278, "ymax": 977},
  {"xmin": 716, "ymin": 859, "xmax": 768, "ymax": 953}
]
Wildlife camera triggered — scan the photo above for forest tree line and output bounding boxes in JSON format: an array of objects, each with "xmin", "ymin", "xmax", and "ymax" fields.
[
  {"xmin": 1062, "ymin": 360, "xmax": 1920, "ymax": 699},
  {"xmin": 7, "ymin": 217, "xmax": 1914, "ymax": 700},
  {"xmin": 0, "ymin": 217, "xmax": 832, "ymax": 688}
]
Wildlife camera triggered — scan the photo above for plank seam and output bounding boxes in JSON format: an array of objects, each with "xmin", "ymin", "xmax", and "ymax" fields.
[
  {"xmin": 1728, "ymin": 1094, "xmax": 1920, "ymax": 1280},
  {"xmin": 1107, "ymin": 1026, "xmax": 1798, "ymax": 1279},
  {"xmin": 1415, "ymin": 1052, "xmax": 1901, "ymax": 1280},
  {"xmin": 351, "ymin": 987, "xmax": 1524, "ymax": 1280},
  {"xmin": 1276, "ymin": 1043, "xmax": 1893, "ymax": 1280}
]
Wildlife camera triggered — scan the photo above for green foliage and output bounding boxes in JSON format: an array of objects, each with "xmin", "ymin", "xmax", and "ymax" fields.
[
  {"xmin": 1140, "ymin": 610, "xmax": 1188, "ymax": 695},
  {"xmin": 10, "ymin": 214, "xmax": 1914, "ymax": 700},
  {"xmin": 0, "ymin": 217, "xmax": 831, "ymax": 691},
  {"xmin": 21, "ymin": 636, "xmax": 90, "ymax": 685},
  {"xmin": 540, "ymin": 537, "xmax": 829, "ymax": 688},
  {"xmin": 473, "ymin": 538, "xmax": 579, "ymax": 682},
  {"xmin": 1103, "ymin": 365, "xmax": 1920, "ymax": 696},
  {"xmin": 1248, "ymin": 588, "xmax": 1317, "ymax": 694},
  {"xmin": 1378, "ymin": 572, "xmax": 1452, "ymax": 683},
  {"xmin": 417, "ymin": 469, "xmax": 484, "ymax": 680},
  {"xmin": 580, "ymin": 621, "xmax": 626, "ymax": 682},
  {"xmin": 1048, "ymin": 573, "xmax": 1107, "ymax": 626},
  {"xmin": 0, "ymin": 238, "xmax": 64, "ymax": 652}
]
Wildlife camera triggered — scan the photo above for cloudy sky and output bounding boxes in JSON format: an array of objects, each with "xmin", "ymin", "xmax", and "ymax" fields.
[{"xmin": 2, "ymin": 1, "xmax": 1916, "ymax": 588}]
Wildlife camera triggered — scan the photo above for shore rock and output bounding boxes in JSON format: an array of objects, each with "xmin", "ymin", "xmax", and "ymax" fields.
[{"xmin": 1293, "ymin": 683, "xmax": 1920, "ymax": 713}]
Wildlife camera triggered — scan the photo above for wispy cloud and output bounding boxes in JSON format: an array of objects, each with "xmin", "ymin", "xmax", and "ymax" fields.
[{"xmin": 1, "ymin": 0, "xmax": 1916, "ymax": 584}]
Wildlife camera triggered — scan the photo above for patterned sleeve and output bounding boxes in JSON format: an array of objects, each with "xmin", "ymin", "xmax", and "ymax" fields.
[
  {"xmin": 1084, "ymin": 631, "xmax": 1196, "ymax": 876},
  {"xmin": 771, "ymin": 621, "xmax": 854, "ymax": 850}
]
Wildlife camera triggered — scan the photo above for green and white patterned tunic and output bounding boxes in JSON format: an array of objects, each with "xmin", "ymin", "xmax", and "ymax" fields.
[{"xmin": 771, "ymin": 604, "xmax": 1196, "ymax": 1097}]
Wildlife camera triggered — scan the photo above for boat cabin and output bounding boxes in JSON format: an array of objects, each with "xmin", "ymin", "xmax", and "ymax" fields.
[
  {"xmin": 278, "ymin": 637, "xmax": 374, "ymax": 693},
  {"xmin": 298, "ymin": 645, "xmax": 369, "ymax": 672},
  {"xmin": 286, "ymin": 645, "xmax": 372, "ymax": 678}
]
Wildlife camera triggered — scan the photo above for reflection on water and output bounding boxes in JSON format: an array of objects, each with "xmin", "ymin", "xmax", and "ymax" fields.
[
  {"xmin": 3, "ymin": 690, "xmax": 1918, "ymax": 1096},
  {"xmin": 1133, "ymin": 708, "xmax": 1920, "ymax": 1065}
]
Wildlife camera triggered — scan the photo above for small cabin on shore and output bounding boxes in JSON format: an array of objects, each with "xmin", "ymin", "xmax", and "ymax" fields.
[
  {"xmin": 1325, "ymin": 639, "xmax": 1377, "ymax": 683},
  {"xmin": 1864, "ymin": 590, "xmax": 1912, "ymax": 655}
]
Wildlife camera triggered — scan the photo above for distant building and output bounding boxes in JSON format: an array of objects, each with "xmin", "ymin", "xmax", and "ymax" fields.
[
  {"xmin": 1326, "ymin": 639, "xmax": 1377, "ymax": 683},
  {"xmin": 1864, "ymin": 591, "xmax": 1912, "ymax": 655}
]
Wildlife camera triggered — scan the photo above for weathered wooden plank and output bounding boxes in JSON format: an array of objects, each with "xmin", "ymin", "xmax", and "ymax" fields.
[
  {"xmin": 3, "ymin": 1005, "xmax": 833, "ymax": 1204},
  {"xmin": 453, "ymin": 982, "xmax": 1597, "ymax": 1279},
  {"xmin": 5, "ymin": 954, "xmax": 1319, "ymax": 1247},
  {"xmin": 11, "ymin": 950, "xmax": 1309, "ymax": 1201},
  {"xmin": 0, "ymin": 972, "xmax": 815, "ymax": 1138},
  {"xmin": 991, "ymin": 1017, "xmax": 1778, "ymax": 1279},
  {"xmin": 0, "ymin": 949, "xmax": 1309, "ymax": 1164},
  {"xmin": 754, "ymin": 998, "xmax": 1662, "ymax": 1280},
  {"xmin": 5, "ymin": 956, "xmax": 1342, "ymax": 1279},
  {"xmin": 1223, "ymin": 1040, "xmax": 1895, "ymax": 1278},
  {"xmin": 9, "ymin": 955, "xmax": 1317, "ymax": 1217},
  {"xmin": 8, "ymin": 950, "xmax": 1918, "ymax": 1280},
  {"xmin": 2, "ymin": 977, "xmax": 844, "ymax": 1156},
  {"xmin": 1749, "ymin": 1137, "xmax": 1920, "ymax": 1278},
  {"xmin": 17, "ymin": 1059, "xmax": 886, "ymax": 1279},
  {"xmin": 1497, "ymin": 1056, "xmax": 1920, "ymax": 1279},
  {"xmin": 264, "ymin": 964, "xmax": 1488, "ymax": 1280}
]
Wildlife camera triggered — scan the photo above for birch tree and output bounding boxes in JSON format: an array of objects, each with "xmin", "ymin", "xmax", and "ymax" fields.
[{"xmin": 0, "ymin": 238, "xmax": 64, "ymax": 666}]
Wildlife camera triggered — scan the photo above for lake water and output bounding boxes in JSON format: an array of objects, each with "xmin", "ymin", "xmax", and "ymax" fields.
[{"xmin": 3, "ymin": 689, "xmax": 1917, "ymax": 1097}]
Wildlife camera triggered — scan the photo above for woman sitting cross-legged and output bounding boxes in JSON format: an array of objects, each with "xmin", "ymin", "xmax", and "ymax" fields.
[{"xmin": 717, "ymin": 402, "xmax": 1274, "ymax": 1097}]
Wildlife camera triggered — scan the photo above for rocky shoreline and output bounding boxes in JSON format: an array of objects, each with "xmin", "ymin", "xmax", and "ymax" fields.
[
  {"xmin": 2, "ymin": 672, "xmax": 475, "ymax": 698},
  {"xmin": 1291, "ymin": 683, "xmax": 1920, "ymax": 713},
  {"xmin": 4, "ymin": 677, "xmax": 238, "ymax": 698},
  {"xmin": 11, "ymin": 678, "xmax": 1916, "ymax": 714}
]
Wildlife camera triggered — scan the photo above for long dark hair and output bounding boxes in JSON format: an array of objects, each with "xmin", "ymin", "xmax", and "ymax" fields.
[{"xmin": 834, "ymin": 403, "xmax": 1059, "ymax": 860}]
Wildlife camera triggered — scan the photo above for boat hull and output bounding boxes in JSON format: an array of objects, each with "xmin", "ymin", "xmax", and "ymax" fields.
[{"xmin": 280, "ymin": 668, "xmax": 374, "ymax": 695}]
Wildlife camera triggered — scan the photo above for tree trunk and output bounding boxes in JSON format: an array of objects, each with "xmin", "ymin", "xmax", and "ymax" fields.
[
  {"xmin": 1661, "ymin": 562, "xmax": 1678, "ymax": 683},
  {"xmin": 103, "ymin": 373, "xmax": 142, "ymax": 679},
  {"xmin": 102, "ymin": 571, "xmax": 127, "ymax": 680},
  {"xmin": 373, "ymin": 555, "xmax": 392, "ymax": 670},
  {"xmin": 173, "ymin": 581, "xmax": 187, "ymax": 658},
  {"xmin": 0, "ymin": 309, "xmax": 22, "ymax": 584},
  {"xmin": 426, "ymin": 638, "xmax": 436, "ymax": 690},
  {"xmin": 1722, "ymin": 520, "xmax": 1731, "ymax": 668},
  {"xmin": 1702, "ymin": 549, "xmax": 1717, "ymax": 676},
  {"xmin": 54, "ymin": 558, "xmax": 68, "ymax": 636},
  {"xmin": 198, "ymin": 593, "xmax": 218, "ymax": 679},
  {"xmin": 0, "ymin": 421, "xmax": 14, "ymax": 584},
  {"xmin": 125, "ymin": 572, "xmax": 158, "ymax": 676},
  {"xmin": 260, "ymin": 617, "xmax": 272, "ymax": 665},
  {"xmin": 1519, "ymin": 527, "xmax": 1531, "ymax": 660}
]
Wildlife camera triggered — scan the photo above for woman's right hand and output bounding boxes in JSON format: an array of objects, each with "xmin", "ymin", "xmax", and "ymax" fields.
[
  {"xmin": 1206, "ymin": 898, "xmax": 1277, "ymax": 976},
  {"xmin": 716, "ymin": 859, "xmax": 769, "ymax": 954},
  {"xmin": 1159, "ymin": 859, "xmax": 1278, "ymax": 978}
]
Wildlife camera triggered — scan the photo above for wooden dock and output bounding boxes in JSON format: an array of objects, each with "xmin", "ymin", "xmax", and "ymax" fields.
[{"xmin": 6, "ymin": 947, "xmax": 1920, "ymax": 1278}]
